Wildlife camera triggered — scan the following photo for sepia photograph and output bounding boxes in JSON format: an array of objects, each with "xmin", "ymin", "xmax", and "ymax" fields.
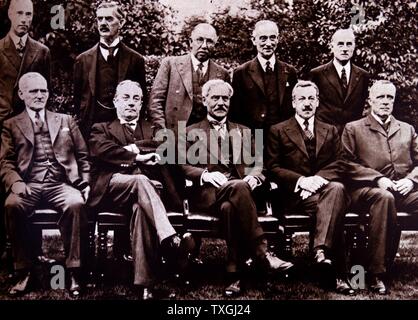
[{"xmin": 0, "ymin": 0, "xmax": 417, "ymax": 309}]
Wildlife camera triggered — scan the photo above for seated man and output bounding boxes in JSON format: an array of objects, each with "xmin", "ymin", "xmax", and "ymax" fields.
[
  {"xmin": 88, "ymin": 80, "xmax": 191, "ymax": 300},
  {"xmin": 0, "ymin": 72, "xmax": 90, "ymax": 297},
  {"xmin": 180, "ymin": 79, "xmax": 293, "ymax": 297},
  {"xmin": 266, "ymin": 80, "xmax": 353, "ymax": 294},
  {"xmin": 341, "ymin": 80, "xmax": 418, "ymax": 294}
]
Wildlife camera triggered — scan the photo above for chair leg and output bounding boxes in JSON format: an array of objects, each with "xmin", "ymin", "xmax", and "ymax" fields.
[
  {"xmin": 86, "ymin": 225, "xmax": 96, "ymax": 286},
  {"xmin": 97, "ymin": 228, "xmax": 107, "ymax": 283},
  {"xmin": 284, "ymin": 232, "xmax": 293, "ymax": 259},
  {"xmin": 5, "ymin": 237, "xmax": 14, "ymax": 277}
]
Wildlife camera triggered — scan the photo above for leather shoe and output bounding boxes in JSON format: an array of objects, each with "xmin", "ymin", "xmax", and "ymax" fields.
[
  {"xmin": 370, "ymin": 276, "xmax": 387, "ymax": 295},
  {"xmin": 224, "ymin": 280, "xmax": 242, "ymax": 297},
  {"xmin": 142, "ymin": 287, "xmax": 154, "ymax": 300},
  {"xmin": 261, "ymin": 251, "xmax": 294, "ymax": 272},
  {"xmin": 9, "ymin": 271, "xmax": 31, "ymax": 297},
  {"xmin": 314, "ymin": 249, "xmax": 332, "ymax": 265},
  {"xmin": 335, "ymin": 278, "xmax": 355, "ymax": 295},
  {"xmin": 69, "ymin": 272, "xmax": 81, "ymax": 298}
]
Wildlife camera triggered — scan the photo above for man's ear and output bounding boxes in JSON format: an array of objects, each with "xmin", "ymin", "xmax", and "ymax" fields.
[
  {"xmin": 119, "ymin": 18, "xmax": 126, "ymax": 29},
  {"xmin": 18, "ymin": 89, "xmax": 24, "ymax": 100},
  {"xmin": 251, "ymin": 36, "xmax": 256, "ymax": 46}
]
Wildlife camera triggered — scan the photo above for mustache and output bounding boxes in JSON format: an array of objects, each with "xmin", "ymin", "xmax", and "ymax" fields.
[
  {"xmin": 99, "ymin": 26, "xmax": 109, "ymax": 32},
  {"xmin": 302, "ymin": 106, "xmax": 313, "ymax": 111},
  {"xmin": 213, "ymin": 106, "xmax": 228, "ymax": 112}
]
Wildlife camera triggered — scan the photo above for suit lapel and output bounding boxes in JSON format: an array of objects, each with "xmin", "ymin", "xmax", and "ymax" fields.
[
  {"xmin": 387, "ymin": 117, "xmax": 401, "ymax": 139},
  {"xmin": 324, "ymin": 61, "xmax": 344, "ymax": 101},
  {"xmin": 284, "ymin": 118, "xmax": 308, "ymax": 158},
  {"xmin": 46, "ymin": 111, "xmax": 61, "ymax": 144},
  {"xmin": 2, "ymin": 36, "xmax": 21, "ymax": 73},
  {"xmin": 15, "ymin": 110, "xmax": 34, "ymax": 145},
  {"xmin": 18, "ymin": 37, "xmax": 39, "ymax": 82},
  {"xmin": 314, "ymin": 120, "xmax": 328, "ymax": 156},
  {"xmin": 175, "ymin": 54, "xmax": 193, "ymax": 101},
  {"xmin": 366, "ymin": 114, "xmax": 387, "ymax": 137},
  {"xmin": 248, "ymin": 58, "xmax": 265, "ymax": 95},
  {"xmin": 344, "ymin": 64, "xmax": 361, "ymax": 103},
  {"xmin": 117, "ymin": 43, "xmax": 131, "ymax": 82},
  {"xmin": 108, "ymin": 119, "xmax": 128, "ymax": 146},
  {"xmin": 88, "ymin": 44, "xmax": 99, "ymax": 96},
  {"xmin": 276, "ymin": 59, "xmax": 288, "ymax": 106},
  {"xmin": 207, "ymin": 60, "xmax": 226, "ymax": 80}
]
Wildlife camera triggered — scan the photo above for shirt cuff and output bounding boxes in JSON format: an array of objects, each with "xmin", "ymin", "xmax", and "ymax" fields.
[
  {"xmin": 200, "ymin": 169, "xmax": 209, "ymax": 186},
  {"xmin": 295, "ymin": 176, "xmax": 304, "ymax": 193}
]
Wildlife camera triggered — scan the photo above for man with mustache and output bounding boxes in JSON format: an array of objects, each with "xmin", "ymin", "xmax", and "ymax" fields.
[
  {"xmin": 266, "ymin": 80, "xmax": 353, "ymax": 295},
  {"xmin": 229, "ymin": 20, "xmax": 297, "ymax": 133},
  {"xmin": 309, "ymin": 28, "xmax": 370, "ymax": 135},
  {"xmin": 0, "ymin": 0, "xmax": 51, "ymax": 260},
  {"xmin": 148, "ymin": 23, "xmax": 230, "ymax": 135},
  {"xmin": 181, "ymin": 79, "xmax": 293, "ymax": 297},
  {"xmin": 0, "ymin": 72, "xmax": 90, "ymax": 297},
  {"xmin": 74, "ymin": 1, "xmax": 147, "ymax": 139},
  {"xmin": 89, "ymin": 80, "xmax": 193, "ymax": 300},
  {"xmin": 341, "ymin": 80, "xmax": 418, "ymax": 294}
]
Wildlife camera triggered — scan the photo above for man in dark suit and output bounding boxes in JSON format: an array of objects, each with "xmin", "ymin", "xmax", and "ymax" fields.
[
  {"xmin": 181, "ymin": 79, "xmax": 293, "ymax": 297},
  {"xmin": 341, "ymin": 80, "xmax": 418, "ymax": 295},
  {"xmin": 89, "ymin": 80, "xmax": 192, "ymax": 300},
  {"xmin": 148, "ymin": 23, "xmax": 230, "ymax": 134},
  {"xmin": 0, "ymin": 72, "xmax": 90, "ymax": 297},
  {"xmin": 74, "ymin": 1, "xmax": 147, "ymax": 139},
  {"xmin": 309, "ymin": 28, "xmax": 370, "ymax": 135},
  {"xmin": 230, "ymin": 20, "xmax": 297, "ymax": 132},
  {"xmin": 0, "ymin": 0, "xmax": 51, "ymax": 124},
  {"xmin": 0, "ymin": 0, "xmax": 51, "ymax": 254},
  {"xmin": 266, "ymin": 80, "xmax": 353, "ymax": 294}
]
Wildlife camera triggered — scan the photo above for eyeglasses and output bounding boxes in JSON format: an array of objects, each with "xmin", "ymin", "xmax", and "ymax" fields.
[{"xmin": 193, "ymin": 37, "xmax": 216, "ymax": 47}]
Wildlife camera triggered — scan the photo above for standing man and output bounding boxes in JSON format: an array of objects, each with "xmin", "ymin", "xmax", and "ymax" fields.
[
  {"xmin": 266, "ymin": 81, "xmax": 353, "ymax": 294},
  {"xmin": 89, "ymin": 80, "xmax": 193, "ymax": 300},
  {"xmin": 341, "ymin": 80, "xmax": 418, "ymax": 294},
  {"xmin": 309, "ymin": 28, "xmax": 370, "ymax": 135},
  {"xmin": 0, "ymin": 0, "xmax": 51, "ymax": 123},
  {"xmin": 0, "ymin": 72, "xmax": 90, "ymax": 297},
  {"xmin": 181, "ymin": 79, "xmax": 293, "ymax": 297},
  {"xmin": 0, "ymin": 0, "xmax": 51, "ymax": 255},
  {"xmin": 74, "ymin": 1, "xmax": 147, "ymax": 139},
  {"xmin": 148, "ymin": 23, "xmax": 230, "ymax": 134},
  {"xmin": 230, "ymin": 20, "xmax": 297, "ymax": 132}
]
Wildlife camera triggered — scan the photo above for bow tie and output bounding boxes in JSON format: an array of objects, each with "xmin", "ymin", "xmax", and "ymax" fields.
[{"xmin": 209, "ymin": 119, "xmax": 226, "ymax": 128}]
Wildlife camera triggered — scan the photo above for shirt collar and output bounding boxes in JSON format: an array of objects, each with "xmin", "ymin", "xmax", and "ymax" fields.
[
  {"xmin": 333, "ymin": 58, "xmax": 351, "ymax": 77},
  {"xmin": 295, "ymin": 114, "xmax": 315, "ymax": 130},
  {"xmin": 371, "ymin": 111, "xmax": 391, "ymax": 125},
  {"xmin": 257, "ymin": 53, "xmax": 276, "ymax": 72},
  {"xmin": 207, "ymin": 114, "xmax": 227, "ymax": 126},
  {"xmin": 26, "ymin": 107, "xmax": 45, "ymax": 122},
  {"xmin": 9, "ymin": 32, "xmax": 28, "ymax": 48},
  {"xmin": 191, "ymin": 54, "xmax": 209, "ymax": 73},
  {"xmin": 119, "ymin": 117, "xmax": 138, "ymax": 128},
  {"xmin": 99, "ymin": 37, "xmax": 121, "ymax": 59}
]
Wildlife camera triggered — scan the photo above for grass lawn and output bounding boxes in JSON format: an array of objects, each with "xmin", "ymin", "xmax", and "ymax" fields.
[{"xmin": 1, "ymin": 232, "xmax": 417, "ymax": 300}]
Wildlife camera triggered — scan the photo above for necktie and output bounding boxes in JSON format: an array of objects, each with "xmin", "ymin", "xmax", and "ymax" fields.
[
  {"xmin": 100, "ymin": 43, "xmax": 118, "ymax": 61},
  {"xmin": 16, "ymin": 38, "xmax": 25, "ymax": 57},
  {"xmin": 303, "ymin": 119, "xmax": 314, "ymax": 140},
  {"xmin": 382, "ymin": 121, "xmax": 390, "ymax": 132},
  {"xmin": 210, "ymin": 120, "xmax": 227, "ymax": 139},
  {"xmin": 265, "ymin": 61, "xmax": 273, "ymax": 73},
  {"xmin": 124, "ymin": 122, "xmax": 135, "ymax": 133},
  {"xmin": 341, "ymin": 67, "xmax": 348, "ymax": 96},
  {"xmin": 196, "ymin": 62, "xmax": 204, "ymax": 84},
  {"xmin": 34, "ymin": 111, "xmax": 43, "ymax": 129}
]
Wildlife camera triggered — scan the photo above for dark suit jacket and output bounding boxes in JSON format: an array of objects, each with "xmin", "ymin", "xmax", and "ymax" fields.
[
  {"xmin": 341, "ymin": 114, "xmax": 418, "ymax": 187},
  {"xmin": 148, "ymin": 54, "xmax": 230, "ymax": 132},
  {"xmin": 266, "ymin": 117, "xmax": 341, "ymax": 194},
  {"xmin": 88, "ymin": 118, "xmax": 179, "ymax": 209},
  {"xmin": 73, "ymin": 42, "xmax": 147, "ymax": 138},
  {"xmin": 309, "ymin": 61, "xmax": 370, "ymax": 135},
  {"xmin": 230, "ymin": 57, "xmax": 297, "ymax": 129},
  {"xmin": 0, "ymin": 110, "xmax": 90, "ymax": 193},
  {"xmin": 180, "ymin": 118, "xmax": 265, "ymax": 207},
  {"xmin": 0, "ymin": 35, "xmax": 51, "ymax": 124}
]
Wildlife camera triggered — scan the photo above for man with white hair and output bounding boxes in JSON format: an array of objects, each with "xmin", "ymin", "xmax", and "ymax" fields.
[
  {"xmin": 74, "ymin": 1, "xmax": 147, "ymax": 139},
  {"xmin": 0, "ymin": 72, "xmax": 89, "ymax": 297},
  {"xmin": 181, "ymin": 79, "xmax": 293, "ymax": 297},
  {"xmin": 341, "ymin": 80, "xmax": 418, "ymax": 294},
  {"xmin": 309, "ymin": 28, "xmax": 370, "ymax": 135},
  {"xmin": 230, "ymin": 20, "xmax": 297, "ymax": 131}
]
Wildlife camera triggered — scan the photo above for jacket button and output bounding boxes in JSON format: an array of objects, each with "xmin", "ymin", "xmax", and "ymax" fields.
[
  {"xmin": 261, "ymin": 113, "xmax": 266, "ymax": 118},
  {"xmin": 176, "ymin": 90, "xmax": 180, "ymax": 94},
  {"xmin": 174, "ymin": 107, "xmax": 178, "ymax": 111}
]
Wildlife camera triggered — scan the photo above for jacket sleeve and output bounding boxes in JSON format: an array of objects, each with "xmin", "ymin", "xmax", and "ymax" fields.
[
  {"xmin": 406, "ymin": 125, "xmax": 418, "ymax": 185},
  {"xmin": 0, "ymin": 120, "xmax": 24, "ymax": 192},
  {"xmin": 147, "ymin": 57, "xmax": 171, "ymax": 130},
  {"xmin": 229, "ymin": 68, "xmax": 244, "ymax": 124},
  {"xmin": 68, "ymin": 116, "xmax": 90, "ymax": 187},
  {"xmin": 73, "ymin": 56, "xmax": 83, "ymax": 121}
]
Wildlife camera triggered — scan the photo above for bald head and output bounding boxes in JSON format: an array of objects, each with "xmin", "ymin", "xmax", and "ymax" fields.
[
  {"xmin": 330, "ymin": 29, "xmax": 356, "ymax": 65},
  {"xmin": 190, "ymin": 23, "xmax": 218, "ymax": 62},
  {"xmin": 18, "ymin": 72, "xmax": 49, "ymax": 111}
]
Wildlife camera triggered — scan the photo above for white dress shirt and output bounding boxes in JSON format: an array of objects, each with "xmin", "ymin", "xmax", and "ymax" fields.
[
  {"xmin": 295, "ymin": 114, "xmax": 315, "ymax": 136},
  {"xmin": 99, "ymin": 37, "xmax": 121, "ymax": 61},
  {"xmin": 9, "ymin": 32, "xmax": 28, "ymax": 50},
  {"xmin": 119, "ymin": 117, "xmax": 138, "ymax": 131},
  {"xmin": 257, "ymin": 53, "xmax": 276, "ymax": 72},
  {"xmin": 333, "ymin": 58, "xmax": 351, "ymax": 82},
  {"xmin": 26, "ymin": 107, "xmax": 46, "ymax": 124},
  {"xmin": 191, "ymin": 54, "xmax": 209, "ymax": 75}
]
